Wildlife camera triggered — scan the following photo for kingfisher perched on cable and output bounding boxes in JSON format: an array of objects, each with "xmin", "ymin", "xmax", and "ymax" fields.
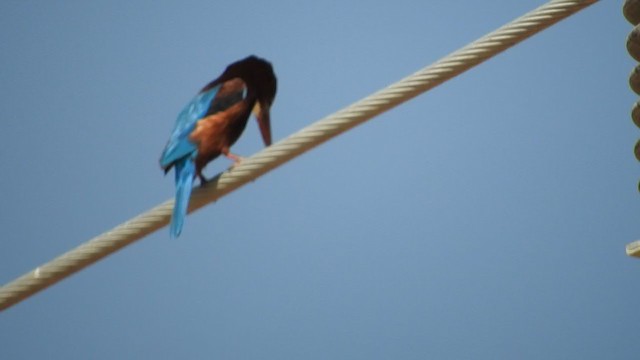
[{"xmin": 160, "ymin": 55, "xmax": 277, "ymax": 238}]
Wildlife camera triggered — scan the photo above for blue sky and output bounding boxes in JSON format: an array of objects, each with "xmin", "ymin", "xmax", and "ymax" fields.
[{"xmin": 1, "ymin": 1, "xmax": 638, "ymax": 359}]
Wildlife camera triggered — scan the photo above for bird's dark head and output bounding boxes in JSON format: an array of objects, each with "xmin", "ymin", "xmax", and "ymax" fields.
[
  {"xmin": 214, "ymin": 55, "xmax": 277, "ymax": 146},
  {"xmin": 219, "ymin": 55, "xmax": 276, "ymax": 104}
]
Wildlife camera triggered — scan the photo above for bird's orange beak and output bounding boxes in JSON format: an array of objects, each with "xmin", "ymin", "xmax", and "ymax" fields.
[{"xmin": 253, "ymin": 101, "xmax": 272, "ymax": 146}]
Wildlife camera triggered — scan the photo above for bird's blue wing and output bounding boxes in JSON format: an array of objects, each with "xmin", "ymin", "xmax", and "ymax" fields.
[{"xmin": 160, "ymin": 85, "xmax": 221, "ymax": 167}]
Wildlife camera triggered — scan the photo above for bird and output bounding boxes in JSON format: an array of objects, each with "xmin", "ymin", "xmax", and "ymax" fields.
[{"xmin": 159, "ymin": 55, "xmax": 277, "ymax": 238}]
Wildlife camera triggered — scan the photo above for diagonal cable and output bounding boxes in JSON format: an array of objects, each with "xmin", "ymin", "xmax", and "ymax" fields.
[{"xmin": 0, "ymin": 0, "xmax": 599, "ymax": 312}]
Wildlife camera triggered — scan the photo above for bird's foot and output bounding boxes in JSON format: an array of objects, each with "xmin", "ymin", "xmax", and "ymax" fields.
[
  {"xmin": 224, "ymin": 152, "xmax": 245, "ymax": 168},
  {"xmin": 198, "ymin": 174, "xmax": 209, "ymax": 185}
]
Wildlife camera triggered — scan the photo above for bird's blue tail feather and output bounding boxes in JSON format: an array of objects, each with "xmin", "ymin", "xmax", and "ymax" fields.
[{"xmin": 171, "ymin": 158, "xmax": 196, "ymax": 238}]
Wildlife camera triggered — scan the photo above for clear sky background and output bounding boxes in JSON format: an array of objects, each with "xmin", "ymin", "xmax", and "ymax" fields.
[{"xmin": 1, "ymin": 1, "xmax": 638, "ymax": 359}]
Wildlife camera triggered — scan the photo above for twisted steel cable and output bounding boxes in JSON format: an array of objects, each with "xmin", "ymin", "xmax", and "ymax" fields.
[
  {"xmin": 0, "ymin": 0, "xmax": 599, "ymax": 312},
  {"xmin": 625, "ymin": 0, "xmax": 640, "ymax": 258}
]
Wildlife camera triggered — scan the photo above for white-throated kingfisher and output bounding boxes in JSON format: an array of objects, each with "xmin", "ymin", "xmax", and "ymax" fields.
[{"xmin": 159, "ymin": 56, "xmax": 277, "ymax": 237}]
